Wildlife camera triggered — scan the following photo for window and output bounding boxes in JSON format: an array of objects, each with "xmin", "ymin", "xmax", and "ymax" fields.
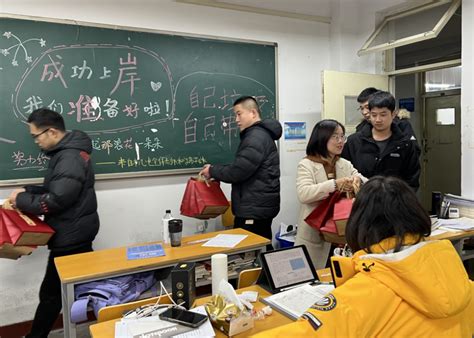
[{"xmin": 358, "ymin": 0, "xmax": 460, "ymax": 56}]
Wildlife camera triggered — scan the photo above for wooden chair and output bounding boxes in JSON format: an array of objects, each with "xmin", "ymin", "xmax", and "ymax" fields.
[
  {"xmin": 221, "ymin": 200, "xmax": 234, "ymax": 227},
  {"xmin": 237, "ymin": 267, "xmax": 262, "ymax": 289},
  {"xmin": 97, "ymin": 295, "xmax": 172, "ymax": 322}
]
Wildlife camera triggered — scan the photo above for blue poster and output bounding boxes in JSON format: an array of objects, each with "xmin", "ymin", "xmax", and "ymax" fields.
[
  {"xmin": 127, "ymin": 244, "xmax": 165, "ymax": 260},
  {"xmin": 399, "ymin": 98, "xmax": 415, "ymax": 112},
  {"xmin": 284, "ymin": 122, "xmax": 306, "ymax": 140}
]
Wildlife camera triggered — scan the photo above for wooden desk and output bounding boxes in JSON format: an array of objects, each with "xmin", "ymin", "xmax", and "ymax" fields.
[
  {"xmin": 427, "ymin": 229, "xmax": 474, "ymax": 261},
  {"xmin": 89, "ymin": 285, "xmax": 293, "ymax": 338},
  {"xmin": 55, "ymin": 228, "xmax": 270, "ymax": 338}
]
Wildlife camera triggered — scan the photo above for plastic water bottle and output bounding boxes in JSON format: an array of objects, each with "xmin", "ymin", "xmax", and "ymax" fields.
[{"xmin": 162, "ymin": 209, "xmax": 173, "ymax": 244}]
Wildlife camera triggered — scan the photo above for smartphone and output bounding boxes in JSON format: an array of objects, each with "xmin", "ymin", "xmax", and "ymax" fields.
[{"xmin": 159, "ymin": 307, "xmax": 208, "ymax": 328}]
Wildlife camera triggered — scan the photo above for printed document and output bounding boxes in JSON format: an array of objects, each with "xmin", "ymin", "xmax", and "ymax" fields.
[
  {"xmin": 262, "ymin": 283, "xmax": 334, "ymax": 320},
  {"xmin": 202, "ymin": 234, "xmax": 247, "ymax": 248}
]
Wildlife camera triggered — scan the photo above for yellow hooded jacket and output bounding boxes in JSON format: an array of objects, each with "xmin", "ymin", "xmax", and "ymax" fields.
[{"xmin": 252, "ymin": 239, "xmax": 474, "ymax": 337}]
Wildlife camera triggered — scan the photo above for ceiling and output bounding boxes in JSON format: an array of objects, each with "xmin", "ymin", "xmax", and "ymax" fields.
[{"xmin": 175, "ymin": 0, "xmax": 332, "ymax": 23}]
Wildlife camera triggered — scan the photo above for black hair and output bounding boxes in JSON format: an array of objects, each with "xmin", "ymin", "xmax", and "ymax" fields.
[
  {"xmin": 368, "ymin": 91, "xmax": 396, "ymax": 112},
  {"xmin": 233, "ymin": 96, "xmax": 261, "ymax": 115},
  {"xmin": 27, "ymin": 108, "xmax": 66, "ymax": 131},
  {"xmin": 306, "ymin": 119, "xmax": 345, "ymax": 158},
  {"xmin": 357, "ymin": 87, "xmax": 379, "ymax": 103},
  {"xmin": 345, "ymin": 176, "xmax": 431, "ymax": 253}
]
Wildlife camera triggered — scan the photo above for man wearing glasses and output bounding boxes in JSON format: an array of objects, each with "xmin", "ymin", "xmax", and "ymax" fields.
[
  {"xmin": 8, "ymin": 108, "xmax": 100, "ymax": 338},
  {"xmin": 355, "ymin": 87, "xmax": 378, "ymax": 133}
]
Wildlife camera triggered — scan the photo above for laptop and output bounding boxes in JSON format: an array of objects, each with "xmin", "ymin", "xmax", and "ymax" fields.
[{"xmin": 257, "ymin": 245, "xmax": 320, "ymax": 294}]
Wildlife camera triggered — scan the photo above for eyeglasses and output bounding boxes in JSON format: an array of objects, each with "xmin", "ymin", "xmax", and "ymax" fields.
[
  {"xmin": 31, "ymin": 128, "xmax": 50, "ymax": 139},
  {"xmin": 331, "ymin": 134, "xmax": 347, "ymax": 142},
  {"xmin": 357, "ymin": 105, "xmax": 369, "ymax": 112}
]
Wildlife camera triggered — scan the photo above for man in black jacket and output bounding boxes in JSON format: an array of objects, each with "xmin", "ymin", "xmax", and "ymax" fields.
[
  {"xmin": 342, "ymin": 91, "xmax": 420, "ymax": 191},
  {"xmin": 200, "ymin": 96, "xmax": 282, "ymax": 244},
  {"xmin": 9, "ymin": 108, "xmax": 100, "ymax": 338}
]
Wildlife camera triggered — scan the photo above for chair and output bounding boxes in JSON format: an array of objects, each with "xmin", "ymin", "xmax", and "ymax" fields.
[
  {"xmin": 237, "ymin": 267, "xmax": 262, "ymax": 289},
  {"xmin": 97, "ymin": 295, "xmax": 172, "ymax": 322},
  {"xmin": 221, "ymin": 200, "xmax": 234, "ymax": 227}
]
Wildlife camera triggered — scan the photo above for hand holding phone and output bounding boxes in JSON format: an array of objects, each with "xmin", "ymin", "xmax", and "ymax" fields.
[{"xmin": 159, "ymin": 307, "xmax": 208, "ymax": 328}]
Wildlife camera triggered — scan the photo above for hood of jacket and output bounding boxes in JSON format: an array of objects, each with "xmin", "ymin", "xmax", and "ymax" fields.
[
  {"xmin": 45, "ymin": 130, "xmax": 92, "ymax": 156},
  {"xmin": 242, "ymin": 119, "xmax": 282, "ymax": 140},
  {"xmin": 352, "ymin": 238, "xmax": 471, "ymax": 319}
]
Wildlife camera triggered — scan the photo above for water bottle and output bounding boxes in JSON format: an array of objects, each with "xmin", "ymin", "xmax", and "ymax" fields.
[{"xmin": 162, "ymin": 209, "xmax": 173, "ymax": 244}]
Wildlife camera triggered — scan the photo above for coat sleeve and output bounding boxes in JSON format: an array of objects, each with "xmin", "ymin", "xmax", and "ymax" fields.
[
  {"xmin": 210, "ymin": 136, "xmax": 266, "ymax": 184},
  {"xmin": 296, "ymin": 160, "xmax": 335, "ymax": 204},
  {"xmin": 402, "ymin": 141, "xmax": 421, "ymax": 191},
  {"xmin": 16, "ymin": 152, "xmax": 88, "ymax": 215}
]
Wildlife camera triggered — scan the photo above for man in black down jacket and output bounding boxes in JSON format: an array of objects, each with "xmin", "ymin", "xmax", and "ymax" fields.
[
  {"xmin": 342, "ymin": 91, "xmax": 420, "ymax": 191},
  {"xmin": 9, "ymin": 108, "xmax": 100, "ymax": 338},
  {"xmin": 200, "ymin": 96, "xmax": 282, "ymax": 245}
]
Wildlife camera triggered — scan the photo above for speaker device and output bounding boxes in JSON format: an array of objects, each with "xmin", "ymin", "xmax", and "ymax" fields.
[{"xmin": 171, "ymin": 262, "xmax": 196, "ymax": 310}]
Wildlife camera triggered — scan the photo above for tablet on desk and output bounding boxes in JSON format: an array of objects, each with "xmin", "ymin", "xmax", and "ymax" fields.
[{"xmin": 258, "ymin": 245, "xmax": 319, "ymax": 293}]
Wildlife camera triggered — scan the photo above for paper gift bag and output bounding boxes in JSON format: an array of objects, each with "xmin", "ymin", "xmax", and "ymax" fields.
[
  {"xmin": 332, "ymin": 198, "xmax": 354, "ymax": 236},
  {"xmin": 304, "ymin": 191, "xmax": 342, "ymax": 230},
  {"xmin": 320, "ymin": 219, "xmax": 346, "ymax": 244},
  {"xmin": 0, "ymin": 243, "xmax": 36, "ymax": 260},
  {"xmin": 1, "ymin": 209, "xmax": 55, "ymax": 246},
  {"xmin": 180, "ymin": 177, "xmax": 230, "ymax": 219}
]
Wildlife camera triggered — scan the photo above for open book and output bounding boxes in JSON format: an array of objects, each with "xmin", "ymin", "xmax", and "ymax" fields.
[{"xmin": 261, "ymin": 283, "xmax": 334, "ymax": 320}]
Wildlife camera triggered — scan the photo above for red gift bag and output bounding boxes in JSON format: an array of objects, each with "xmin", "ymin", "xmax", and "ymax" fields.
[
  {"xmin": 320, "ymin": 219, "xmax": 347, "ymax": 244},
  {"xmin": 0, "ymin": 243, "xmax": 36, "ymax": 260},
  {"xmin": 304, "ymin": 191, "xmax": 342, "ymax": 230},
  {"xmin": 333, "ymin": 198, "xmax": 354, "ymax": 236},
  {"xmin": 180, "ymin": 177, "xmax": 230, "ymax": 219},
  {"xmin": 1, "ymin": 209, "xmax": 55, "ymax": 246}
]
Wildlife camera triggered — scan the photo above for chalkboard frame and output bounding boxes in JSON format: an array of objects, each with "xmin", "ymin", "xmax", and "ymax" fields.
[{"xmin": 0, "ymin": 13, "xmax": 279, "ymax": 187}]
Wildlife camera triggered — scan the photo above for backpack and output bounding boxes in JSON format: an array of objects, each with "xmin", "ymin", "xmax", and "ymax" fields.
[{"xmin": 70, "ymin": 271, "xmax": 156, "ymax": 323}]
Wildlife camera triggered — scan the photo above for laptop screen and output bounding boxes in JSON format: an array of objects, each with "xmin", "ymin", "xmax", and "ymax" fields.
[{"xmin": 260, "ymin": 245, "xmax": 317, "ymax": 290}]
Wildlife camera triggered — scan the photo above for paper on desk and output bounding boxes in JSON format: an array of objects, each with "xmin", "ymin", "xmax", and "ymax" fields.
[
  {"xmin": 114, "ymin": 306, "xmax": 214, "ymax": 338},
  {"xmin": 430, "ymin": 229, "xmax": 449, "ymax": 237},
  {"xmin": 202, "ymin": 234, "xmax": 248, "ymax": 248},
  {"xmin": 436, "ymin": 217, "xmax": 474, "ymax": 231}
]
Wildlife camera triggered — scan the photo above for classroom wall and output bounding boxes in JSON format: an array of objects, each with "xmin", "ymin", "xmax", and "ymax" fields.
[
  {"xmin": 2, "ymin": 0, "xmax": 469, "ymax": 327},
  {"xmin": 0, "ymin": 0, "xmax": 332, "ymax": 325},
  {"xmin": 461, "ymin": 0, "xmax": 474, "ymax": 198}
]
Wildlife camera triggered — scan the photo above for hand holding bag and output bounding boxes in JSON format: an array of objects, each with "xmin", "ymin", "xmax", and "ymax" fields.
[
  {"xmin": 1, "ymin": 199, "xmax": 55, "ymax": 246},
  {"xmin": 180, "ymin": 176, "xmax": 230, "ymax": 219}
]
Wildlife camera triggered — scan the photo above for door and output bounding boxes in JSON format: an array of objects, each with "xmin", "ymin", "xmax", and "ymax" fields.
[
  {"xmin": 322, "ymin": 70, "xmax": 389, "ymax": 134},
  {"xmin": 422, "ymin": 91, "xmax": 461, "ymax": 210}
]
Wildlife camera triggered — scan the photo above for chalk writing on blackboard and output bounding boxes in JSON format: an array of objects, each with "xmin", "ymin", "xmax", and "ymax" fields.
[{"xmin": 0, "ymin": 18, "xmax": 276, "ymax": 182}]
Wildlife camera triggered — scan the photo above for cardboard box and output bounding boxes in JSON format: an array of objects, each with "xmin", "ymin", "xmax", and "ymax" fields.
[{"xmin": 0, "ymin": 243, "xmax": 36, "ymax": 260}]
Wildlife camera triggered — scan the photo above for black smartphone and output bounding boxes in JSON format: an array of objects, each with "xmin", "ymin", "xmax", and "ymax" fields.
[{"xmin": 159, "ymin": 307, "xmax": 208, "ymax": 328}]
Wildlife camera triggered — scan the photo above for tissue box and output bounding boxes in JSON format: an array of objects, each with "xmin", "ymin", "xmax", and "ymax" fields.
[{"xmin": 205, "ymin": 295, "xmax": 254, "ymax": 336}]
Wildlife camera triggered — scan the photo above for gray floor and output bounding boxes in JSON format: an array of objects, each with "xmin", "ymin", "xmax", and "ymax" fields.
[{"xmin": 49, "ymin": 322, "xmax": 92, "ymax": 338}]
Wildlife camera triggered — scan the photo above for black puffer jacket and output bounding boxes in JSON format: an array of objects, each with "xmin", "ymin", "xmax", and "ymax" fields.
[
  {"xmin": 342, "ymin": 123, "xmax": 420, "ymax": 191},
  {"xmin": 16, "ymin": 130, "xmax": 100, "ymax": 252},
  {"xmin": 210, "ymin": 119, "xmax": 282, "ymax": 219}
]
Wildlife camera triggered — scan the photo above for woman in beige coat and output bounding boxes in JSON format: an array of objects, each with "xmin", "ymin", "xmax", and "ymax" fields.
[{"xmin": 295, "ymin": 119, "xmax": 365, "ymax": 269}]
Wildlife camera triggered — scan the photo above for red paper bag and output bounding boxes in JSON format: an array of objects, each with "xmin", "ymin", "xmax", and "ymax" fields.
[
  {"xmin": 333, "ymin": 198, "xmax": 354, "ymax": 235},
  {"xmin": 0, "ymin": 214, "xmax": 12, "ymax": 245},
  {"xmin": 320, "ymin": 219, "xmax": 346, "ymax": 244},
  {"xmin": 1, "ymin": 209, "xmax": 55, "ymax": 246},
  {"xmin": 304, "ymin": 191, "xmax": 342, "ymax": 230},
  {"xmin": 180, "ymin": 178, "xmax": 230, "ymax": 219}
]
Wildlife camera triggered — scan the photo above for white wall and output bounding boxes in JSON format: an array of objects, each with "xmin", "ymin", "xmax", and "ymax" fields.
[
  {"xmin": 461, "ymin": 0, "xmax": 474, "ymax": 198},
  {"xmin": 0, "ymin": 0, "xmax": 329, "ymax": 325}
]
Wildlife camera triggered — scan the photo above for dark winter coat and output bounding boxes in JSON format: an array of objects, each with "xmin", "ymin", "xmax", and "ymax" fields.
[
  {"xmin": 210, "ymin": 119, "xmax": 282, "ymax": 219},
  {"xmin": 342, "ymin": 123, "xmax": 420, "ymax": 191},
  {"xmin": 16, "ymin": 130, "xmax": 100, "ymax": 252}
]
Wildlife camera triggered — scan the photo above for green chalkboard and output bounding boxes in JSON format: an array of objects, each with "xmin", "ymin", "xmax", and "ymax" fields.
[{"xmin": 0, "ymin": 15, "xmax": 277, "ymax": 185}]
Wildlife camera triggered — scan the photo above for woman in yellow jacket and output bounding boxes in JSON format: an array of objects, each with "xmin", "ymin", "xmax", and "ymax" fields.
[{"xmin": 255, "ymin": 176, "xmax": 474, "ymax": 337}]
